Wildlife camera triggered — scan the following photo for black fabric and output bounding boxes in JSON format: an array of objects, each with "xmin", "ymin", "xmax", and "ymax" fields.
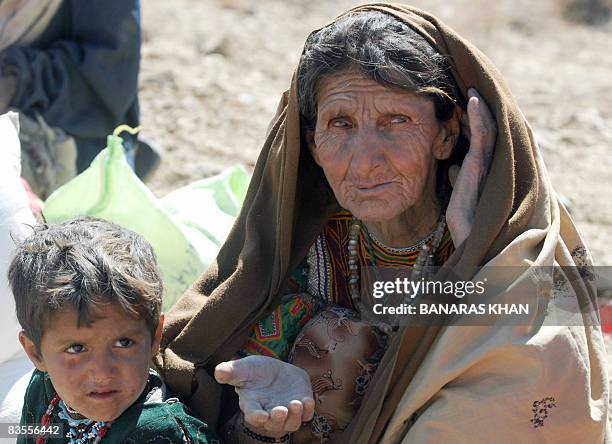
[{"xmin": 1, "ymin": 0, "xmax": 141, "ymax": 171}]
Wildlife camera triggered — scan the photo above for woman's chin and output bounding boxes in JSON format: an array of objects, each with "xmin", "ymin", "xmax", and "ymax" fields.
[{"xmin": 345, "ymin": 201, "xmax": 408, "ymax": 223}]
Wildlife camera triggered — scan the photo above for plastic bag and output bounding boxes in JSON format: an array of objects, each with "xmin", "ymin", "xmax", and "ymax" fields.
[
  {"xmin": 43, "ymin": 135, "xmax": 249, "ymax": 309},
  {"xmin": 0, "ymin": 111, "xmax": 36, "ymax": 363},
  {"xmin": 161, "ymin": 165, "xmax": 249, "ymax": 247}
]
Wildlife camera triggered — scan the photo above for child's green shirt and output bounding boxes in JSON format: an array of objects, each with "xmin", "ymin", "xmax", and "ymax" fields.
[{"xmin": 17, "ymin": 369, "xmax": 219, "ymax": 443}]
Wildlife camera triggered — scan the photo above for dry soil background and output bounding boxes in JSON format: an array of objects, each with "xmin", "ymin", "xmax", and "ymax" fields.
[{"xmin": 140, "ymin": 0, "xmax": 612, "ymax": 417}]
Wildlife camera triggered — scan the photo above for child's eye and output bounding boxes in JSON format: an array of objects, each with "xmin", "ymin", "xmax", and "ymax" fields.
[
  {"xmin": 65, "ymin": 344, "xmax": 86, "ymax": 354},
  {"xmin": 115, "ymin": 338, "xmax": 134, "ymax": 348}
]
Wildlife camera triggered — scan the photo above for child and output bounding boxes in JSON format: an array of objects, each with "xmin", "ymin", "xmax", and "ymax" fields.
[{"xmin": 8, "ymin": 217, "xmax": 218, "ymax": 443}]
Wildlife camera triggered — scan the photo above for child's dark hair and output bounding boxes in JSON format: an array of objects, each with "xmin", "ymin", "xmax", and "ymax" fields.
[{"xmin": 8, "ymin": 217, "xmax": 163, "ymax": 351}]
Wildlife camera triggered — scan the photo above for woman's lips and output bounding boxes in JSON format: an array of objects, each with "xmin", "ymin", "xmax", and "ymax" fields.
[{"xmin": 356, "ymin": 182, "xmax": 394, "ymax": 193}]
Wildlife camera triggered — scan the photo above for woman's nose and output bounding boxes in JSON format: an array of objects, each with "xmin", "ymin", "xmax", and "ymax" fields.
[{"xmin": 350, "ymin": 129, "xmax": 384, "ymax": 174}]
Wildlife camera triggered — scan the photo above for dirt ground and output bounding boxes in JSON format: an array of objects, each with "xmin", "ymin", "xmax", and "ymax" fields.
[{"xmin": 140, "ymin": 0, "xmax": 612, "ymax": 418}]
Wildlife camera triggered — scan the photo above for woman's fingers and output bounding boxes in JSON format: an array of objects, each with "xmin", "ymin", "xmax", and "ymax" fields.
[
  {"xmin": 240, "ymin": 396, "xmax": 270, "ymax": 427},
  {"xmin": 213, "ymin": 361, "xmax": 235, "ymax": 384},
  {"xmin": 214, "ymin": 360, "xmax": 247, "ymax": 387},
  {"xmin": 463, "ymin": 89, "xmax": 496, "ymax": 183},
  {"xmin": 470, "ymin": 88, "xmax": 495, "ymax": 129},
  {"xmin": 466, "ymin": 88, "xmax": 496, "ymax": 193},
  {"xmin": 467, "ymin": 95, "xmax": 486, "ymax": 154},
  {"xmin": 460, "ymin": 105, "xmax": 471, "ymax": 141},
  {"xmin": 263, "ymin": 406, "xmax": 290, "ymax": 432},
  {"xmin": 467, "ymin": 88, "xmax": 496, "ymax": 159},
  {"xmin": 448, "ymin": 164, "xmax": 460, "ymax": 188},
  {"xmin": 244, "ymin": 399, "xmax": 311, "ymax": 433},
  {"xmin": 263, "ymin": 400, "xmax": 311, "ymax": 433},
  {"xmin": 301, "ymin": 397, "xmax": 315, "ymax": 422},
  {"xmin": 283, "ymin": 401, "xmax": 304, "ymax": 432}
]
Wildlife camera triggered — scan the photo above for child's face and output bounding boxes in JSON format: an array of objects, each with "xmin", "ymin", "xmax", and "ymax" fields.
[{"xmin": 20, "ymin": 302, "xmax": 163, "ymax": 422}]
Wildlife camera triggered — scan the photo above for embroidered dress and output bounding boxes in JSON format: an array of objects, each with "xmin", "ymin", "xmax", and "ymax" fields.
[
  {"xmin": 18, "ymin": 370, "xmax": 219, "ymax": 444},
  {"xmin": 240, "ymin": 210, "xmax": 454, "ymax": 360}
]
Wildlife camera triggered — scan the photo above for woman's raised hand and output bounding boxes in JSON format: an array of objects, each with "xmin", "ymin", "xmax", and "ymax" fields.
[
  {"xmin": 446, "ymin": 88, "xmax": 497, "ymax": 247},
  {"xmin": 215, "ymin": 355, "xmax": 315, "ymax": 435}
]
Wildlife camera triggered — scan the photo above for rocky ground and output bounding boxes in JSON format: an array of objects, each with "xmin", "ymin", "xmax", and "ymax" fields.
[{"xmin": 140, "ymin": 0, "xmax": 612, "ymax": 411}]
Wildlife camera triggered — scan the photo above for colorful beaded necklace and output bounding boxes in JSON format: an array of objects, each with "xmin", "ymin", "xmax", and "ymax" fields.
[
  {"xmin": 347, "ymin": 215, "xmax": 447, "ymax": 307},
  {"xmin": 36, "ymin": 394, "xmax": 111, "ymax": 444}
]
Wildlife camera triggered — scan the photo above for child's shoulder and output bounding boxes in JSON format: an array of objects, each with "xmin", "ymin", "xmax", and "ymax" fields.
[
  {"xmin": 20, "ymin": 369, "xmax": 55, "ymax": 420},
  {"xmin": 25, "ymin": 368, "xmax": 52, "ymax": 393},
  {"xmin": 17, "ymin": 370, "xmax": 57, "ymax": 444},
  {"xmin": 124, "ymin": 399, "xmax": 218, "ymax": 443},
  {"xmin": 116, "ymin": 371, "xmax": 219, "ymax": 444}
]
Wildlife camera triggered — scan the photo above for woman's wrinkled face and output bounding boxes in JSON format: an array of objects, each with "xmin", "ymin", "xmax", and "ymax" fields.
[{"xmin": 310, "ymin": 71, "xmax": 455, "ymax": 222}]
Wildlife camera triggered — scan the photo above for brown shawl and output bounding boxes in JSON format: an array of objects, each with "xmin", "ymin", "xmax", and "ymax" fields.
[{"xmin": 155, "ymin": 3, "xmax": 609, "ymax": 443}]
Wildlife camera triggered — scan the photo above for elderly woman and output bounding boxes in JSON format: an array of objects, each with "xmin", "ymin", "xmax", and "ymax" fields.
[{"xmin": 156, "ymin": 4, "xmax": 610, "ymax": 443}]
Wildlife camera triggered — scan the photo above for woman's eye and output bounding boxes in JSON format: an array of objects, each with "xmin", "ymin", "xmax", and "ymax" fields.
[
  {"xmin": 65, "ymin": 344, "xmax": 85, "ymax": 354},
  {"xmin": 330, "ymin": 118, "xmax": 352, "ymax": 128},
  {"xmin": 389, "ymin": 115, "xmax": 408, "ymax": 124},
  {"xmin": 115, "ymin": 338, "xmax": 134, "ymax": 348}
]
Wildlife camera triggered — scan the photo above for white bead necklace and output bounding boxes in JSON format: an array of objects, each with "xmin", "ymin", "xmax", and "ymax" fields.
[{"xmin": 347, "ymin": 215, "xmax": 447, "ymax": 308}]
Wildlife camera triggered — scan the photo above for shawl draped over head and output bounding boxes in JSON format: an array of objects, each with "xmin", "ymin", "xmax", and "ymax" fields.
[{"xmin": 155, "ymin": 3, "xmax": 611, "ymax": 442}]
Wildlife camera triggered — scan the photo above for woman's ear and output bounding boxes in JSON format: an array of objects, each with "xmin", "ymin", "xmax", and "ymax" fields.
[
  {"xmin": 434, "ymin": 106, "xmax": 461, "ymax": 160},
  {"xmin": 19, "ymin": 331, "xmax": 47, "ymax": 372},
  {"xmin": 306, "ymin": 129, "xmax": 321, "ymax": 165}
]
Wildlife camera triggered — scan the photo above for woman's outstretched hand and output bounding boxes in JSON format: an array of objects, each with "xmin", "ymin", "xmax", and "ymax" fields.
[
  {"xmin": 446, "ymin": 88, "xmax": 497, "ymax": 247},
  {"xmin": 215, "ymin": 355, "xmax": 315, "ymax": 435}
]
